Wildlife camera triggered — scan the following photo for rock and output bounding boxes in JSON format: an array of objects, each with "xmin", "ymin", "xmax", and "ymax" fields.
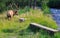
[{"xmin": 19, "ymin": 18, "xmax": 25, "ymax": 22}]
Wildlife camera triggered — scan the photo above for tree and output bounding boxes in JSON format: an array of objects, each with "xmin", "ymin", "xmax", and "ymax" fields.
[
  {"xmin": 33, "ymin": 0, "xmax": 37, "ymax": 9},
  {"xmin": 41, "ymin": 0, "xmax": 50, "ymax": 14}
]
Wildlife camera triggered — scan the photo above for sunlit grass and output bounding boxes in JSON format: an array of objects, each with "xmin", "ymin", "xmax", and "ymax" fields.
[{"xmin": 0, "ymin": 9, "xmax": 59, "ymax": 38}]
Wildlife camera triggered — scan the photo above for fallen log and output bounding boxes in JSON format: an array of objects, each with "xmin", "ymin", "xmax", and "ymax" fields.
[{"xmin": 30, "ymin": 23, "xmax": 59, "ymax": 33}]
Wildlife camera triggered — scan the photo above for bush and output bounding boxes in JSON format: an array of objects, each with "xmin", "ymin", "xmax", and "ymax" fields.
[
  {"xmin": 18, "ymin": 6, "xmax": 30, "ymax": 14},
  {"xmin": 41, "ymin": 1, "xmax": 50, "ymax": 14}
]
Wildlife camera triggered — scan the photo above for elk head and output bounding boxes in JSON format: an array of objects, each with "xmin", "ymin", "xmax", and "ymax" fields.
[{"xmin": 13, "ymin": 10, "xmax": 18, "ymax": 16}]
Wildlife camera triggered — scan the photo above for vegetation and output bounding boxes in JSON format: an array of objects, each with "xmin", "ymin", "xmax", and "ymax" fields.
[
  {"xmin": 0, "ymin": 0, "xmax": 58, "ymax": 13},
  {"xmin": 0, "ymin": 0, "xmax": 60, "ymax": 38},
  {"xmin": 48, "ymin": 0, "xmax": 60, "ymax": 8},
  {"xmin": 0, "ymin": 8, "xmax": 59, "ymax": 38},
  {"xmin": 41, "ymin": 0, "xmax": 50, "ymax": 14}
]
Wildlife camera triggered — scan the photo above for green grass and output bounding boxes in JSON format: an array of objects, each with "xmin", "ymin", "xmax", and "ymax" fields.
[{"xmin": 0, "ymin": 9, "xmax": 59, "ymax": 38}]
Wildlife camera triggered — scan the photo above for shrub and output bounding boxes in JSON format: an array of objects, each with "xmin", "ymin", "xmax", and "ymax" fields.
[{"xmin": 18, "ymin": 6, "xmax": 30, "ymax": 14}]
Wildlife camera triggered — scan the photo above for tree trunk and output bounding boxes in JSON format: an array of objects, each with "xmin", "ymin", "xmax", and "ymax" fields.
[
  {"xmin": 29, "ymin": 0, "xmax": 32, "ymax": 8},
  {"xmin": 33, "ymin": 0, "xmax": 37, "ymax": 9}
]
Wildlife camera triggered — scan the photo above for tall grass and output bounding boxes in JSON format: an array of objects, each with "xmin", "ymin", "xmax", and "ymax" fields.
[{"xmin": 0, "ymin": 8, "xmax": 59, "ymax": 38}]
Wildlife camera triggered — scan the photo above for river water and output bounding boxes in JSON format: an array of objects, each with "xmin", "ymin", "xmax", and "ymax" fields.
[{"xmin": 50, "ymin": 8, "xmax": 60, "ymax": 30}]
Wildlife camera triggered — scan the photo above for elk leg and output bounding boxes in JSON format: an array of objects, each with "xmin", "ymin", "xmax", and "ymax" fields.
[{"xmin": 7, "ymin": 15, "xmax": 11, "ymax": 20}]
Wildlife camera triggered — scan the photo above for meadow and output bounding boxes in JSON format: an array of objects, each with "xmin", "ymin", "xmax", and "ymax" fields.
[{"xmin": 0, "ymin": 8, "xmax": 60, "ymax": 38}]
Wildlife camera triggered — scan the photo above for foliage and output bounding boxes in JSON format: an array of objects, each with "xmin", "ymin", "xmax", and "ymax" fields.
[
  {"xmin": 18, "ymin": 6, "xmax": 30, "ymax": 14},
  {"xmin": 48, "ymin": 0, "xmax": 60, "ymax": 8},
  {"xmin": 0, "ymin": 8, "xmax": 59, "ymax": 38},
  {"xmin": 0, "ymin": 0, "xmax": 59, "ymax": 38},
  {"xmin": 29, "ymin": 9, "xmax": 57, "ymax": 29},
  {"xmin": 41, "ymin": 0, "xmax": 50, "ymax": 14},
  {"xmin": 0, "ymin": 0, "xmax": 59, "ymax": 14},
  {"xmin": 0, "ymin": 9, "xmax": 57, "ymax": 32},
  {"xmin": 0, "ymin": 0, "xmax": 50, "ymax": 13}
]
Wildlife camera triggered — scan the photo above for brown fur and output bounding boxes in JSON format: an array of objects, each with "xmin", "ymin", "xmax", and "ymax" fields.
[{"xmin": 7, "ymin": 10, "xmax": 18, "ymax": 19}]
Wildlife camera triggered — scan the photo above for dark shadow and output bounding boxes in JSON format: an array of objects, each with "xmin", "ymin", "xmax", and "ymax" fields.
[
  {"xmin": 28, "ymin": 25, "xmax": 55, "ymax": 37},
  {"xmin": 2, "ymin": 29, "xmax": 15, "ymax": 33},
  {"xmin": 48, "ymin": 0, "xmax": 60, "ymax": 9},
  {"xmin": 27, "ymin": 24, "xmax": 41, "ymax": 33}
]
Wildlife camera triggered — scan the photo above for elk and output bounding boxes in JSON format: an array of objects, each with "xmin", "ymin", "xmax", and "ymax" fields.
[{"xmin": 7, "ymin": 10, "xmax": 18, "ymax": 20}]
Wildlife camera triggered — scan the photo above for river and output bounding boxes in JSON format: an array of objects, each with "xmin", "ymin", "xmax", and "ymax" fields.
[{"xmin": 50, "ymin": 8, "xmax": 60, "ymax": 30}]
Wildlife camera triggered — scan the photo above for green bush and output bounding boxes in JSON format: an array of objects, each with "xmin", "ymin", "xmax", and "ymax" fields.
[
  {"xmin": 18, "ymin": 6, "xmax": 30, "ymax": 14},
  {"xmin": 41, "ymin": 1, "xmax": 50, "ymax": 14}
]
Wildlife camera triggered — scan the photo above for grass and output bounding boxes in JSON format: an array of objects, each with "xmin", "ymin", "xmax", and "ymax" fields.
[{"xmin": 0, "ymin": 8, "xmax": 59, "ymax": 38}]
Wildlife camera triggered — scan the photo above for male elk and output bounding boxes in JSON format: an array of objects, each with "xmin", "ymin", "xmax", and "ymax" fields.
[{"xmin": 7, "ymin": 10, "xmax": 18, "ymax": 20}]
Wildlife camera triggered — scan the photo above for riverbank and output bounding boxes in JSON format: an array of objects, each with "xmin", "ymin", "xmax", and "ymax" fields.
[{"xmin": 50, "ymin": 8, "xmax": 60, "ymax": 30}]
